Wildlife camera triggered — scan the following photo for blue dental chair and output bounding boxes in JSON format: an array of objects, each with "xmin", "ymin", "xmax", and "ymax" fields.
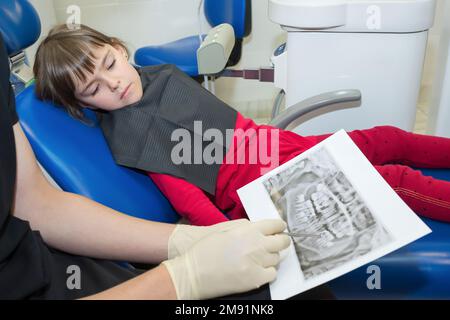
[
  {"xmin": 2, "ymin": 0, "xmax": 450, "ymax": 300},
  {"xmin": 1, "ymin": 0, "xmax": 178, "ymax": 223},
  {"xmin": 134, "ymin": 0, "xmax": 251, "ymax": 77}
]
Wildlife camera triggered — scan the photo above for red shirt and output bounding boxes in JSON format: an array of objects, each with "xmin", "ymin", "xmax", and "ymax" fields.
[{"xmin": 148, "ymin": 113, "xmax": 317, "ymax": 225}]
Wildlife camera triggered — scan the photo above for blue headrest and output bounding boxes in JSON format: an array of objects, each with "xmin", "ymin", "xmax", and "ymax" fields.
[
  {"xmin": 204, "ymin": 0, "xmax": 249, "ymax": 39},
  {"xmin": 0, "ymin": 0, "xmax": 41, "ymax": 56},
  {"xmin": 16, "ymin": 85, "xmax": 179, "ymax": 223}
]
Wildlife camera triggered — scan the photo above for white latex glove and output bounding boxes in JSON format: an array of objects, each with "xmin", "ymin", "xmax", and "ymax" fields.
[
  {"xmin": 162, "ymin": 219, "xmax": 291, "ymax": 300},
  {"xmin": 168, "ymin": 219, "xmax": 250, "ymax": 259}
]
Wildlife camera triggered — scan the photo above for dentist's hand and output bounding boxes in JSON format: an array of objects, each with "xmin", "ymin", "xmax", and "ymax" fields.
[
  {"xmin": 162, "ymin": 219, "xmax": 291, "ymax": 300},
  {"xmin": 167, "ymin": 219, "xmax": 250, "ymax": 259}
]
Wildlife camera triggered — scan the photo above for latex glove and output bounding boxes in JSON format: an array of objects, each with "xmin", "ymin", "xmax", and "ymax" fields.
[
  {"xmin": 162, "ymin": 219, "xmax": 291, "ymax": 300},
  {"xmin": 167, "ymin": 219, "xmax": 250, "ymax": 259}
]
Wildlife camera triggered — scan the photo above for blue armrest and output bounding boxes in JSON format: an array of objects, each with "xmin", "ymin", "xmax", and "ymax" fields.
[{"xmin": 16, "ymin": 85, "xmax": 179, "ymax": 223}]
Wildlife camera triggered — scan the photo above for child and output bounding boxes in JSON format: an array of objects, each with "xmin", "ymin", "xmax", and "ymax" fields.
[{"xmin": 34, "ymin": 24, "xmax": 450, "ymax": 226}]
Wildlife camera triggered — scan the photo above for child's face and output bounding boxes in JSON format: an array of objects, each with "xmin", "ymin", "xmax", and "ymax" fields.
[{"xmin": 73, "ymin": 44, "xmax": 143, "ymax": 111}]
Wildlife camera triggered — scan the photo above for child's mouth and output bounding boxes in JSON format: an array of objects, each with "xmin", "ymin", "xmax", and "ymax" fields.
[{"xmin": 120, "ymin": 83, "xmax": 132, "ymax": 100}]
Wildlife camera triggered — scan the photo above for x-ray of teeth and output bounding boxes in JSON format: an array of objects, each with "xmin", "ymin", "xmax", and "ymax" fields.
[{"xmin": 263, "ymin": 147, "xmax": 392, "ymax": 280}]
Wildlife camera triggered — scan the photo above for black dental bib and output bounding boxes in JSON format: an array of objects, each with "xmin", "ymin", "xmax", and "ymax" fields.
[{"xmin": 99, "ymin": 64, "xmax": 237, "ymax": 195}]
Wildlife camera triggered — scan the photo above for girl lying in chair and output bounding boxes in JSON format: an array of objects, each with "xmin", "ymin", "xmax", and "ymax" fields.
[{"xmin": 34, "ymin": 24, "xmax": 450, "ymax": 226}]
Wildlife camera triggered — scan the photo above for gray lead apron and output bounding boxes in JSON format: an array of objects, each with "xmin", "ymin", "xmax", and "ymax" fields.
[{"xmin": 99, "ymin": 64, "xmax": 238, "ymax": 195}]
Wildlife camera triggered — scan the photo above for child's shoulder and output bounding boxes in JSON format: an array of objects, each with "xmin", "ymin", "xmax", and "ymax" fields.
[{"xmin": 138, "ymin": 64, "xmax": 179, "ymax": 75}]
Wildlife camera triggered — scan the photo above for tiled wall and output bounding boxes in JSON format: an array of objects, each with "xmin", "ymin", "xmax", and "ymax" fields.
[{"xmin": 51, "ymin": 0, "xmax": 210, "ymax": 60}]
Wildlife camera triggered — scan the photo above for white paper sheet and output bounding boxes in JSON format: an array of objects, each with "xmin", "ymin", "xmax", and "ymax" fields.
[{"xmin": 237, "ymin": 130, "xmax": 431, "ymax": 300}]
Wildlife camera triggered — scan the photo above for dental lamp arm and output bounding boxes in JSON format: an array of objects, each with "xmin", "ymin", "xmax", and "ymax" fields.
[{"xmin": 269, "ymin": 90, "xmax": 362, "ymax": 130}]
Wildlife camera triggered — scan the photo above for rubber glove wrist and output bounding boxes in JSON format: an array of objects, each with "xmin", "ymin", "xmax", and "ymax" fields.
[{"xmin": 167, "ymin": 219, "xmax": 250, "ymax": 259}]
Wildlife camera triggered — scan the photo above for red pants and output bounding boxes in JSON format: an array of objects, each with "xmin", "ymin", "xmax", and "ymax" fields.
[{"xmin": 312, "ymin": 126, "xmax": 450, "ymax": 222}]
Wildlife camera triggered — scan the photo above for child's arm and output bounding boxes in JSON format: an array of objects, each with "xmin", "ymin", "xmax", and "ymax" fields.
[{"xmin": 148, "ymin": 172, "xmax": 229, "ymax": 226}]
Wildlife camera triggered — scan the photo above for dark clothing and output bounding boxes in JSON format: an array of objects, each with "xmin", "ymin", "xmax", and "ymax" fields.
[
  {"xmin": 99, "ymin": 64, "xmax": 237, "ymax": 195},
  {"xmin": 0, "ymin": 35, "xmax": 140, "ymax": 300}
]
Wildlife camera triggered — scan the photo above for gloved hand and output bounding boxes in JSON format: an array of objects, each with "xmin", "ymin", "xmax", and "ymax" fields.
[
  {"xmin": 167, "ymin": 219, "xmax": 250, "ymax": 259},
  {"xmin": 162, "ymin": 219, "xmax": 291, "ymax": 300}
]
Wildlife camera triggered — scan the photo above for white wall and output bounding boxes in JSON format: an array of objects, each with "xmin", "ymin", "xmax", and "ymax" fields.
[
  {"xmin": 25, "ymin": 0, "xmax": 57, "ymax": 66},
  {"xmin": 419, "ymin": 0, "xmax": 445, "ymax": 110},
  {"xmin": 427, "ymin": 0, "xmax": 450, "ymax": 137},
  {"xmin": 28, "ymin": 0, "xmax": 443, "ymax": 124}
]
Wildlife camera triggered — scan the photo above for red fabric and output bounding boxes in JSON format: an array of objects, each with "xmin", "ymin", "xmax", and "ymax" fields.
[
  {"xmin": 312, "ymin": 126, "xmax": 450, "ymax": 223},
  {"xmin": 149, "ymin": 114, "xmax": 450, "ymax": 225},
  {"xmin": 148, "ymin": 172, "xmax": 228, "ymax": 225}
]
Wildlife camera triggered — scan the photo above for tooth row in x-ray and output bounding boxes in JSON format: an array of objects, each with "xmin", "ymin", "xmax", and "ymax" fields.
[
  {"xmin": 288, "ymin": 173, "xmax": 375, "ymax": 250},
  {"xmin": 264, "ymin": 148, "xmax": 392, "ymax": 280}
]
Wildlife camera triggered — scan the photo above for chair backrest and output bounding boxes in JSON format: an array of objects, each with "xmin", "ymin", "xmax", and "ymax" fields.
[
  {"xmin": 1, "ymin": 0, "xmax": 179, "ymax": 223},
  {"xmin": 0, "ymin": 0, "xmax": 41, "ymax": 56},
  {"xmin": 204, "ymin": 0, "xmax": 252, "ymax": 39},
  {"xmin": 16, "ymin": 86, "xmax": 179, "ymax": 223},
  {"xmin": 204, "ymin": 0, "xmax": 252, "ymax": 67}
]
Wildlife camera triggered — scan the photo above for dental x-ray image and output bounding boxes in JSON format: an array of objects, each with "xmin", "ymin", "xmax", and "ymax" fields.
[{"xmin": 263, "ymin": 147, "xmax": 393, "ymax": 280}]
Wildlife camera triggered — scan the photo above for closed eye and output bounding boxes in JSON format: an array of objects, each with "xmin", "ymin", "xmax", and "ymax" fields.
[
  {"xmin": 91, "ymin": 85, "xmax": 99, "ymax": 96},
  {"xmin": 108, "ymin": 59, "xmax": 116, "ymax": 70}
]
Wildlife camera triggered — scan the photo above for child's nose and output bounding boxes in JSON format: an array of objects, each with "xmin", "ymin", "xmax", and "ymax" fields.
[{"xmin": 107, "ymin": 78, "xmax": 120, "ymax": 91}]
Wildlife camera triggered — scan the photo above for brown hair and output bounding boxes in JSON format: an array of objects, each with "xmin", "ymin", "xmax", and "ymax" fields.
[{"xmin": 33, "ymin": 24, "xmax": 129, "ymax": 120}]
